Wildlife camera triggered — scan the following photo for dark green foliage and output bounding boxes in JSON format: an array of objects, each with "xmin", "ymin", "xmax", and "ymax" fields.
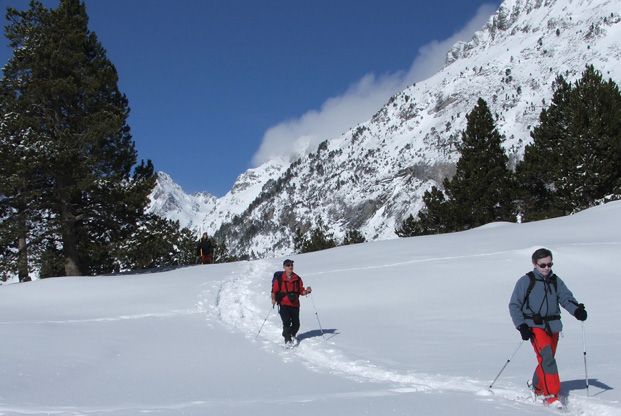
[
  {"xmin": 420, "ymin": 186, "xmax": 457, "ymax": 235},
  {"xmin": 292, "ymin": 227, "xmax": 306, "ymax": 253},
  {"xmin": 342, "ymin": 228, "xmax": 366, "ymax": 245},
  {"xmin": 444, "ymin": 98, "xmax": 516, "ymax": 228},
  {"xmin": 116, "ymin": 214, "xmax": 196, "ymax": 270},
  {"xmin": 0, "ymin": 206, "xmax": 19, "ymax": 279},
  {"xmin": 398, "ymin": 99, "xmax": 516, "ymax": 237},
  {"xmin": 395, "ymin": 214, "xmax": 419, "ymax": 237},
  {"xmin": 0, "ymin": 98, "xmax": 46, "ymax": 281},
  {"xmin": 1, "ymin": 0, "xmax": 156, "ymax": 276},
  {"xmin": 417, "ymin": 186, "xmax": 454, "ymax": 235},
  {"xmin": 396, "ymin": 186, "xmax": 455, "ymax": 237},
  {"xmin": 295, "ymin": 219, "xmax": 337, "ymax": 253},
  {"xmin": 517, "ymin": 65, "xmax": 621, "ymax": 219},
  {"xmin": 516, "ymin": 76, "xmax": 571, "ymax": 220},
  {"xmin": 212, "ymin": 240, "xmax": 244, "ymax": 263},
  {"xmin": 39, "ymin": 241, "xmax": 65, "ymax": 279}
]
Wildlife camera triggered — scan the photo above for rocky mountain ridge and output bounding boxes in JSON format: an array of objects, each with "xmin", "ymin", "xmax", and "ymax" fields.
[{"xmin": 149, "ymin": 0, "xmax": 621, "ymax": 258}]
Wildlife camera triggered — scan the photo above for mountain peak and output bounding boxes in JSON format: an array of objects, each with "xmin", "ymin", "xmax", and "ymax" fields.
[{"xmin": 151, "ymin": 0, "xmax": 621, "ymax": 258}]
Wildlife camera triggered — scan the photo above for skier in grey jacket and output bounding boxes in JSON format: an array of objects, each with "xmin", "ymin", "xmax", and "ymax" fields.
[{"xmin": 508, "ymin": 248, "xmax": 587, "ymax": 409}]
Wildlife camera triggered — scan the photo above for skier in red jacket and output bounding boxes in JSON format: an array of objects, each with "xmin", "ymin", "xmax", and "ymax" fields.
[{"xmin": 271, "ymin": 259, "xmax": 312, "ymax": 346}]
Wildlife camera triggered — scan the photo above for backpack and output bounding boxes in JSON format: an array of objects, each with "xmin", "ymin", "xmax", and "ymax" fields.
[
  {"xmin": 272, "ymin": 271, "xmax": 300, "ymax": 304},
  {"xmin": 524, "ymin": 271, "xmax": 558, "ymax": 305},
  {"xmin": 523, "ymin": 272, "xmax": 559, "ymax": 329}
]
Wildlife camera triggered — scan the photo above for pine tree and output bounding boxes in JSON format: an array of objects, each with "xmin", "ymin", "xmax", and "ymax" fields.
[
  {"xmin": 296, "ymin": 218, "xmax": 337, "ymax": 253},
  {"xmin": 415, "ymin": 185, "xmax": 454, "ymax": 234},
  {"xmin": 1, "ymin": 1, "xmax": 155, "ymax": 275},
  {"xmin": 568, "ymin": 66, "xmax": 621, "ymax": 205},
  {"xmin": 116, "ymin": 214, "xmax": 196, "ymax": 270},
  {"xmin": 292, "ymin": 227, "xmax": 306, "ymax": 254},
  {"xmin": 39, "ymin": 240, "xmax": 65, "ymax": 278},
  {"xmin": 398, "ymin": 99, "xmax": 516, "ymax": 237},
  {"xmin": 212, "ymin": 239, "xmax": 243, "ymax": 263},
  {"xmin": 0, "ymin": 91, "xmax": 48, "ymax": 281},
  {"xmin": 444, "ymin": 98, "xmax": 516, "ymax": 229},
  {"xmin": 516, "ymin": 77, "xmax": 572, "ymax": 220},
  {"xmin": 518, "ymin": 66, "xmax": 621, "ymax": 219},
  {"xmin": 395, "ymin": 214, "xmax": 419, "ymax": 238},
  {"xmin": 0, "ymin": 198, "xmax": 19, "ymax": 279},
  {"xmin": 342, "ymin": 229, "xmax": 366, "ymax": 245},
  {"xmin": 395, "ymin": 186, "xmax": 453, "ymax": 237}
]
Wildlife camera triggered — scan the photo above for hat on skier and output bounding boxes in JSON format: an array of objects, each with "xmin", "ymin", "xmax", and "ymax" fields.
[{"xmin": 283, "ymin": 259, "xmax": 294, "ymax": 266}]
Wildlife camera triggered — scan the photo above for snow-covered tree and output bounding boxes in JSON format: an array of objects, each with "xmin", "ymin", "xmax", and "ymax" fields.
[
  {"xmin": 1, "ymin": 0, "xmax": 155, "ymax": 276},
  {"xmin": 518, "ymin": 65, "xmax": 621, "ymax": 219},
  {"xmin": 397, "ymin": 98, "xmax": 516, "ymax": 236}
]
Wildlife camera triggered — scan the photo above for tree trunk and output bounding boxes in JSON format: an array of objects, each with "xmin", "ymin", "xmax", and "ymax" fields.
[
  {"xmin": 61, "ymin": 204, "xmax": 82, "ymax": 276},
  {"xmin": 17, "ymin": 211, "xmax": 31, "ymax": 282}
]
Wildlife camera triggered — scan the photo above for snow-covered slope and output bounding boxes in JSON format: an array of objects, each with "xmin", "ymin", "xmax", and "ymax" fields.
[
  {"xmin": 2, "ymin": 201, "xmax": 620, "ymax": 415},
  {"xmin": 151, "ymin": 0, "xmax": 621, "ymax": 257}
]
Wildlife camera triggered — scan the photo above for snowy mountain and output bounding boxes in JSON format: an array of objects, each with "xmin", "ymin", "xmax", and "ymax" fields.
[
  {"xmin": 147, "ymin": 172, "xmax": 217, "ymax": 231},
  {"xmin": 150, "ymin": 0, "xmax": 621, "ymax": 257},
  {"xmin": 2, "ymin": 201, "xmax": 620, "ymax": 415},
  {"xmin": 148, "ymin": 159, "xmax": 287, "ymax": 234}
]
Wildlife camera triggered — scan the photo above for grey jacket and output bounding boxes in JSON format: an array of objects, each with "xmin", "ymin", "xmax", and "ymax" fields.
[{"xmin": 508, "ymin": 268, "xmax": 580, "ymax": 333}]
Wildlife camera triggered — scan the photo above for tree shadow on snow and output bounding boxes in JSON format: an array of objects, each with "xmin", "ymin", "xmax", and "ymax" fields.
[
  {"xmin": 297, "ymin": 329, "xmax": 339, "ymax": 342},
  {"xmin": 107, "ymin": 263, "xmax": 197, "ymax": 276},
  {"xmin": 561, "ymin": 379, "xmax": 613, "ymax": 397}
]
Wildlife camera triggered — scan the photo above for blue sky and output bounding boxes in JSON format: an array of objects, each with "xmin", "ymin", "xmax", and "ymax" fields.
[{"xmin": 1, "ymin": 0, "xmax": 501, "ymax": 196}]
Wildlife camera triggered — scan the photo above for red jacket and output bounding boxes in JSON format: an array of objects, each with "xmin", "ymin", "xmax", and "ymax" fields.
[{"xmin": 272, "ymin": 271, "xmax": 307, "ymax": 308}]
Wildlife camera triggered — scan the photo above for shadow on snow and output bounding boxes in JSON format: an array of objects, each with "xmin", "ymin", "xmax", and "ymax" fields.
[
  {"xmin": 297, "ymin": 328, "xmax": 340, "ymax": 342},
  {"xmin": 561, "ymin": 378, "xmax": 614, "ymax": 397}
]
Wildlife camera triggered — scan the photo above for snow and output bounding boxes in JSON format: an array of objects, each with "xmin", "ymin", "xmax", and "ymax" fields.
[{"xmin": 1, "ymin": 201, "xmax": 620, "ymax": 415}]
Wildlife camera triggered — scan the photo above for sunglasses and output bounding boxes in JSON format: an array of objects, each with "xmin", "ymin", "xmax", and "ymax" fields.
[
  {"xmin": 284, "ymin": 263, "xmax": 294, "ymax": 267},
  {"xmin": 537, "ymin": 262, "xmax": 553, "ymax": 268}
]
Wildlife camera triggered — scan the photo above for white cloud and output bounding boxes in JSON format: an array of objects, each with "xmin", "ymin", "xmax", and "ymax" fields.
[{"xmin": 252, "ymin": 4, "xmax": 497, "ymax": 166}]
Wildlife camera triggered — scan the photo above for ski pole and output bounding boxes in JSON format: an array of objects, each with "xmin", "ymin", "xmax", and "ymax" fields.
[
  {"xmin": 255, "ymin": 306, "xmax": 273, "ymax": 340},
  {"xmin": 489, "ymin": 340, "xmax": 525, "ymax": 390},
  {"xmin": 309, "ymin": 293, "xmax": 325, "ymax": 338},
  {"xmin": 581, "ymin": 322, "xmax": 589, "ymax": 397}
]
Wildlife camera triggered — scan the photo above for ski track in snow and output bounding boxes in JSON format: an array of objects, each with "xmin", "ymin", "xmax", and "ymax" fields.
[{"xmin": 198, "ymin": 258, "xmax": 621, "ymax": 416}]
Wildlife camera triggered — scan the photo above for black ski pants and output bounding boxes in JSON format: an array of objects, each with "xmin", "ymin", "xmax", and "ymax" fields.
[{"xmin": 278, "ymin": 305, "xmax": 300, "ymax": 341}]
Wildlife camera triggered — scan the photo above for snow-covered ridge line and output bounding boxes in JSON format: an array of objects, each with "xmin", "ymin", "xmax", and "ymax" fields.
[{"xmin": 148, "ymin": 159, "xmax": 287, "ymax": 234}]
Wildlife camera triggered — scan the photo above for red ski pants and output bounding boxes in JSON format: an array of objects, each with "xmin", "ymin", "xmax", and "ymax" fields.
[{"xmin": 530, "ymin": 328, "xmax": 560, "ymax": 398}]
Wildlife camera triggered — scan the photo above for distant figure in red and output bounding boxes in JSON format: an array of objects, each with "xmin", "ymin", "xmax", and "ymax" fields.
[{"xmin": 196, "ymin": 232, "xmax": 213, "ymax": 264}]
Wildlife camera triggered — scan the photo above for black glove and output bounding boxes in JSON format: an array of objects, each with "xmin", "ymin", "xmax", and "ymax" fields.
[
  {"xmin": 518, "ymin": 323, "xmax": 532, "ymax": 340},
  {"xmin": 574, "ymin": 303, "xmax": 587, "ymax": 321}
]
